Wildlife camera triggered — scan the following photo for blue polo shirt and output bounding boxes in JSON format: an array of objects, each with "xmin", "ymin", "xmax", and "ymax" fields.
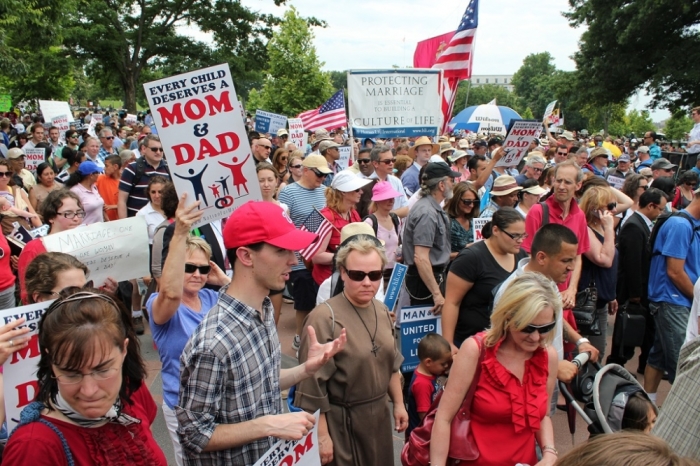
[{"xmin": 648, "ymin": 210, "xmax": 700, "ymax": 307}]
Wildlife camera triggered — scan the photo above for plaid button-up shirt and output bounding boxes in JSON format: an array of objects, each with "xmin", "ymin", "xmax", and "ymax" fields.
[{"xmin": 176, "ymin": 286, "xmax": 281, "ymax": 465}]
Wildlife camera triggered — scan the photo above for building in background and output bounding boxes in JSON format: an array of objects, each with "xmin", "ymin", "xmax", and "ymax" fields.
[{"xmin": 470, "ymin": 75, "xmax": 514, "ymax": 92}]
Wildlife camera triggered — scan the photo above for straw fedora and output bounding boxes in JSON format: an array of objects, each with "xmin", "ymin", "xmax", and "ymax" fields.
[
  {"xmin": 491, "ymin": 176, "xmax": 522, "ymax": 196},
  {"xmin": 409, "ymin": 136, "xmax": 439, "ymax": 158}
]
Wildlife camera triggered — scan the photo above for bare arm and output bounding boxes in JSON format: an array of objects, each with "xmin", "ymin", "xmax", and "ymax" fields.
[
  {"xmin": 28, "ymin": 187, "xmax": 39, "ymax": 212},
  {"xmin": 389, "ymin": 371, "xmax": 408, "ymax": 432},
  {"xmin": 534, "ymin": 347, "xmax": 559, "ymax": 466},
  {"xmin": 583, "ymin": 214, "xmax": 615, "ymax": 268},
  {"xmin": 414, "ymin": 246, "xmax": 444, "ymax": 313},
  {"xmin": 20, "ymin": 189, "xmax": 42, "ymax": 227},
  {"xmin": 391, "ymin": 206, "xmax": 409, "ymax": 218},
  {"xmin": 561, "ymin": 255, "xmax": 582, "ymax": 309},
  {"xmin": 118, "ymin": 190, "xmax": 129, "ymax": 219},
  {"xmin": 311, "ymin": 232, "xmax": 333, "ymax": 265},
  {"xmin": 667, "ymin": 257, "xmax": 695, "ymax": 299},
  {"xmin": 441, "ymin": 271, "xmax": 474, "ymax": 352},
  {"xmin": 472, "ymin": 147, "xmax": 505, "ymax": 191},
  {"xmin": 203, "ymin": 413, "xmax": 316, "ymax": 452},
  {"xmin": 611, "ymin": 186, "xmax": 634, "ymax": 213},
  {"xmin": 543, "ymin": 119, "xmax": 559, "ymax": 147}
]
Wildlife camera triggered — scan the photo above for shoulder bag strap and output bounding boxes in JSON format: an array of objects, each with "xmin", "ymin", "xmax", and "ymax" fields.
[{"xmin": 459, "ymin": 334, "xmax": 486, "ymax": 414}]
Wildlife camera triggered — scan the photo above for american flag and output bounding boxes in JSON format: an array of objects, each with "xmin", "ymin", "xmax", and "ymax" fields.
[
  {"xmin": 297, "ymin": 90, "xmax": 347, "ymax": 132},
  {"xmin": 298, "ymin": 209, "xmax": 334, "ymax": 260},
  {"xmin": 432, "ymin": 0, "xmax": 479, "ymax": 132}
]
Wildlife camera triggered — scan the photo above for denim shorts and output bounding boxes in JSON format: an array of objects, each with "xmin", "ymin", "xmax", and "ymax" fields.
[{"xmin": 647, "ymin": 301, "xmax": 691, "ymax": 383}]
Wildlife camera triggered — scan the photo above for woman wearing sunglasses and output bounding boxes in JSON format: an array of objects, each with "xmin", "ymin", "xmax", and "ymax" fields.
[
  {"xmin": 442, "ymin": 208, "xmax": 528, "ymax": 352},
  {"xmin": 619, "ymin": 174, "xmax": 649, "ymax": 227},
  {"xmin": 279, "ymin": 150, "xmax": 305, "ymax": 191},
  {"xmin": 431, "ymin": 272, "xmax": 560, "ymax": 466},
  {"xmin": 673, "ymin": 171, "xmax": 698, "ymax": 211},
  {"xmin": 272, "ymin": 148, "xmax": 290, "ymax": 185},
  {"xmin": 578, "ymin": 185, "xmax": 622, "ymax": 360},
  {"xmin": 295, "ymin": 234, "xmax": 407, "ymax": 466},
  {"xmin": 443, "ymin": 181, "xmax": 480, "ymax": 259},
  {"xmin": 2, "ymin": 288, "xmax": 167, "ymax": 465},
  {"xmin": 146, "ymin": 194, "xmax": 229, "ymax": 465}
]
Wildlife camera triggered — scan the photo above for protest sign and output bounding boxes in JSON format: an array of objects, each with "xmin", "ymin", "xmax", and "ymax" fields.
[
  {"xmin": 383, "ymin": 263, "xmax": 407, "ymax": 313},
  {"xmin": 143, "ymin": 63, "xmax": 262, "ymax": 227},
  {"xmin": 337, "ymin": 145, "xmax": 352, "ymax": 171},
  {"xmin": 253, "ymin": 410, "xmax": 320, "ymax": 466},
  {"xmin": 607, "ymin": 175, "xmax": 625, "ymax": 190},
  {"xmin": 543, "ymin": 100, "xmax": 557, "ymax": 123},
  {"xmin": 473, "ymin": 217, "xmax": 490, "ymax": 242},
  {"xmin": 0, "ymin": 95, "xmax": 11, "ymax": 112},
  {"xmin": 87, "ymin": 113, "xmax": 101, "ymax": 137},
  {"xmin": 254, "ymin": 110, "xmax": 288, "ymax": 136},
  {"xmin": 51, "ymin": 114, "xmax": 70, "ymax": 142},
  {"xmin": 0, "ymin": 301, "xmax": 54, "ymax": 431},
  {"xmin": 348, "ymin": 69, "xmax": 442, "ymax": 138},
  {"xmin": 288, "ymin": 118, "xmax": 307, "ymax": 150},
  {"xmin": 399, "ymin": 306, "xmax": 442, "ymax": 373},
  {"xmin": 496, "ymin": 120, "xmax": 543, "ymax": 167},
  {"xmin": 38, "ymin": 100, "xmax": 74, "ymax": 123},
  {"xmin": 42, "ymin": 216, "xmax": 150, "ymax": 284},
  {"xmin": 24, "ymin": 147, "xmax": 45, "ymax": 172},
  {"xmin": 125, "ymin": 113, "xmax": 138, "ymax": 124}
]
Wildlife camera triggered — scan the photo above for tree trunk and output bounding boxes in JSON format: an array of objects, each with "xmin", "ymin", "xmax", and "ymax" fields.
[{"xmin": 124, "ymin": 72, "xmax": 137, "ymax": 113}]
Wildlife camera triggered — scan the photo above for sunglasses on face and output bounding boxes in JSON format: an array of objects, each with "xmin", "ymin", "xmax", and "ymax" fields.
[
  {"xmin": 460, "ymin": 199, "xmax": 478, "ymax": 206},
  {"xmin": 685, "ymin": 182, "xmax": 697, "ymax": 188},
  {"xmin": 102, "ymin": 136, "xmax": 114, "ymax": 140},
  {"xmin": 289, "ymin": 164, "xmax": 302, "ymax": 169},
  {"xmin": 379, "ymin": 158, "xmax": 396, "ymax": 165},
  {"xmin": 501, "ymin": 229, "xmax": 528, "ymax": 241},
  {"xmin": 148, "ymin": 147, "xmax": 164, "ymax": 152},
  {"xmin": 606, "ymin": 202, "xmax": 617, "ymax": 211},
  {"xmin": 280, "ymin": 157, "xmax": 288, "ymax": 161},
  {"xmin": 311, "ymin": 168, "xmax": 328, "ymax": 178},
  {"xmin": 556, "ymin": 152, "xmax": 568, "ymax": 156},
  {"xmin": 521, "ymin": 320, "xmax": 557, "ymax": 335},
  {"xmin": 0, "ymin": 171, "xmax": 11, "ymax": 178},
  {"xmin": 184, "ymin": 263, "xmax": 211, "ymax": 274},
  {"xmin": 357, "ymin": 158, "xmax": 371, "ymax": 164},
  {"xmin": 531, "ymin": 167, "xmax": 544, "ymax": 173},
  {"xmin": 639, "ymin": 184, "xmax": 648, "ymax": 190},
  {"xmin": 345, "ymin": 269, "xmax": 383, "ymax": 282},
  {"xmin": 258, "ymin": 145, "xmax": 272, "ymax": 150}
]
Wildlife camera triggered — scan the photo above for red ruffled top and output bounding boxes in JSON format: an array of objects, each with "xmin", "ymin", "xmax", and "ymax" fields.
[{"xmin": 465, "ymin": 335, "xmax": 550, "ymax": 465}]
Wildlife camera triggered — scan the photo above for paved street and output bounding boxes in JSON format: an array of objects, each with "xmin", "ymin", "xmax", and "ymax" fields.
[{"xmin": 142, "ymin": 304, "xmax": 671, "ymax": 465}]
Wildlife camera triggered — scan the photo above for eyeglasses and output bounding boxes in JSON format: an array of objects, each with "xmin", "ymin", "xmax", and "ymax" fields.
[
  {"xmin": 280, "ymin": 157, "xmax": 288, "ymax": 161},
  {"xmin": 521, "ymin": 321, "xmax": 557, "ymax": 335},
  {"xmin": 638, "ymin": 185, "xmax": 648, "ymax": 190},
  {"xmin": 311, "ymin": 168, "xmax": 328, "ymax": 178},
  {"xmin": 102, "ymin": 136, "xmax": 114, "ymax": 140},
  {"xmin": 460, "ymin": 199, "xmax": 478, "ymax": 206},
  {"xmin": 289, "ymin": 164, "xmax": 302, "ymax": 169},
  {"xmin": 184, "ymin": 263, "xmax": 211, "ymax": 274},
  {"xmin": 357, "ymin": 158, "xmax": 371, "ymax": 164},
  {"xmin": 148, "ymin": 147, "xmax": 164, "ymax": 152},
  {"xmin": 379, "ymin": 158, "xmax": 396, "ymax": 165},
  {"xmin": 258, "ymin": 145, "xmax": 272, "ymax": 150},
  {"xmin": 345, "ymin": 269, "xmax": 383, "ymax": 282},
  {"xmin": 606, "ymin": 202, "xmax": 617, "ymax": 211},
  {"xmin": 531, "ymin": 167, "xmax": 544, "ymax": 173},
  {"xmin": 0, "ymin": 172, "xmax": 11, "ymax": 178},
  {"xmin": 686, "ymin": 182, "xmax": 698, "ymax": 188},
  {"xmin": 500, "ymin": 230, "xmax": 528, "ymax": 241},
  {"xmin": 556, "ymin": 152, "xmax": 568, "ymax": 156},
  {"xmin": 56, "ymin": 210, "xmax": 86, "ymax": 219},
  {"xmin": 52, "ymin": 364, "xmax": 122, "ymax": 385},
  {"xmin": 68, "ymin": 134, "xmax": 78, "ymax": 138}
]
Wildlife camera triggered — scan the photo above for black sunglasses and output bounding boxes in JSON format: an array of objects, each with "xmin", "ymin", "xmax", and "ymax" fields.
[
  {"xmin": 311, "ymin": 168, "xmax": 328, "ymax": 178},
  {"xmin": 148, "ymin": 147, "xmax": 164, "ymax": 152},
  {"xmin": 289, "ymin": 164, "xmax": 302, "ymax": 169},
  {"xmin": 521, "ymin": 321, "xmax": 557, "ymax": 335},
  {"xmin": 357, "ymin": 158, "xmax": 371, "ymax": 164},
  {"xmin": 606, "ymin": 202, "xmax": 617, "ymax": 211},
  {"xmin": 460, "ymin": 199, "xmax": 478, "ymax": 206},
  {"xmin": 0, "ymin": 172, "xmax": 11, "ymax": 178},
  {"xmin": 184, "ymin": 263, "xmax": 211, "ymax": 274},
  {"xmin": 379, "ymin": 158, "xmax": 396, "ymax": 165},
  {"xmin": 102, "ymin": 136, "xmax": 114, "ymax": 140},
  {"xmin": 501, "ymin": 230, "xmax": 528, "ymax": 241},
  {"xmin": 556, "ymin": 151, "xmax": 568, "ymax": 156},
  {"xmin": 345, "ymin": 269, "xmax": 383, "ymax": 282},
  {"xmin": 639, "ymin": 185, "xmax": 648, "ymax": 190}
]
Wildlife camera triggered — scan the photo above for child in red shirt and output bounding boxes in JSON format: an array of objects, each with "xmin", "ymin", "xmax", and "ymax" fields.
[{"xmin": 406, "ymin": 333, "xmax": 453, "ymax": 439}]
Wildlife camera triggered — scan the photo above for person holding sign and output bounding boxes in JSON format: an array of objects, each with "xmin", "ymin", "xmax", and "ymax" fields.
[
  {"xmin": 2, "ymin": 288, "xmax": 168, "ymax": 465},
  {"xmin": 177, "ymin": 201, "xmax": 347, "ymax": 465},
  {"xmin": 295, "ymin": 234, "xmax": 407, "ymax": 465},
  {"xmin": 147, "ymin": 194, "xmax": 229, "ymax": 466},
  {"xmin": 0, "ymin": 157, "xmax": 41, "ymax": 235}
]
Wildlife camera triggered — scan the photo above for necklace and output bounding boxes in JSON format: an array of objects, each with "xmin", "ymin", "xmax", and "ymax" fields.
[{"xmin": 343, "ymin": 292, "xmax": 380, "ymax": 357}]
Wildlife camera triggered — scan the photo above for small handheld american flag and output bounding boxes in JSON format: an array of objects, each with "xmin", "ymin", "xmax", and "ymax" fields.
[{"xmin": 298, "ymin": 209, "xmax": 334, "ymax": 260}]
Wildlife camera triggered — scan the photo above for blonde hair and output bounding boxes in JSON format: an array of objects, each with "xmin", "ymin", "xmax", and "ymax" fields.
[
  {"xmin": 485, "ymin": 272, "xmax": 561, "ymax": 347},
  {"xmin": 580, "ymin": 185, "xmax": 616, "ymax": 225},
  {"xmin": 336, "ymin": 237, "xmax": 387, "ymax": 271},
  {"xmin": 325, "ymin": 186, "xmax": 348, "ymax": 213},
  {"xmin": 185, "ymin": 235, "xmax": 212, "ymax": 260}
]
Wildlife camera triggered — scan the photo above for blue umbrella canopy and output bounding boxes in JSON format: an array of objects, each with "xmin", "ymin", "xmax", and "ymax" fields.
[{"xmin": 449, "ymin": 104, "xmax": 522, "ymax": 135}]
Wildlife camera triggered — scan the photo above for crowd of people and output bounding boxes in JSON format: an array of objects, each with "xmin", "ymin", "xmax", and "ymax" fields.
[{"xmin": 0, "ymin": 105, "xmax": 697, "ymax": 465}]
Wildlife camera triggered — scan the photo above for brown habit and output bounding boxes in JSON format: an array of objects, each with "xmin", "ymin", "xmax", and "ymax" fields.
[{"xmin": 294, "ymin": 293, "xmax": 403, "ymax": 466}]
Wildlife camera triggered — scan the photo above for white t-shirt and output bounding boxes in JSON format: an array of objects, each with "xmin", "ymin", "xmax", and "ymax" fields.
[{"xmin": 685, "ymin": 277, "xmax": 700, "ymax": 344}]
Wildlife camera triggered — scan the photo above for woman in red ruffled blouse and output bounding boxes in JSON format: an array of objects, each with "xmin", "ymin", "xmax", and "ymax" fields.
[
  {"xmin": 431, "ymin": 272, "xmax": 560, "ymax": 466},
  {"xmin": 2, "ymin": 288, "xmax": 167, "ymax": 466}
]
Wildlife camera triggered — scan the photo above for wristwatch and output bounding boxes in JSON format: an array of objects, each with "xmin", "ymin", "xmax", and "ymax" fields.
[{"xmin": 575, "ymin": 337, "xmax": 590, "ymax": 347}]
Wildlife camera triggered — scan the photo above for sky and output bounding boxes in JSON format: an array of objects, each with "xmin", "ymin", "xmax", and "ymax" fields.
[{"xmin": 188, "ymin": 0, "xmax": 669, "ymax": 121}]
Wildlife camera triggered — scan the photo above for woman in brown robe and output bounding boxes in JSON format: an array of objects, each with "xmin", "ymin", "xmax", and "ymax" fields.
[{"xmin": 295, "ymin": 233, "xmax": 407, "ymax": 465}]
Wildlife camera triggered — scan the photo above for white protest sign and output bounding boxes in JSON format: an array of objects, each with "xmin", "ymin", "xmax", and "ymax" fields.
[
  {"xmin": 337, "ymin": 145, "xmax": 352, "ymax": 171},
  {"xmin": 607, "ymin": 175, "xmax": 625, "ymax": 190},
  {"xmin": 551, "ymin": 115, "xmax": 564, "ymax": 131},
  {"xmin": 143, "ymin": 63, "xmax": 262, "ymax": 227},
  {"xmin": 42, "ymin": 216, "xmax": 150, "ymax": 284},
  {"xmin": 125, "ymin": 113, "xmax": 138, "ymax": 125},
  {"xmin": 0, "ymin": 301, "xmax": 54, "ymax": 431},
  {"xmin": 24, "ymin": 147, "xmax": 45, "ymax": 172},
  {"xmin": 348, "ymin": 69, "xmax": 442, "ymax": 138},
  {"xmin": 51, "ymin": 114, "xmax": 70, "ymax": 142},
  {"xmin": 39, "ymin": 100, "xmax": 74, "ymax": 123},
  {"xmin": 543, "ymin": 100, "xmax": 557, "ymax": 123},
  {"xmin": 496, "ymin": 120, "xmax": 544, "ymax": 167},
  {"xmin": 473, "ymin": 217, "xmax": 490, "ymax": 242},
  {"xmin": 254, "ymin": 410, "xmax": 321, "ymax": 466},
  {"xmin": 254, "ymin": 110, "xmax": 288, "ymax": 136},
  {"xmin": 288, "ymin": 118, "xmax": 307, "ymax": 150},
  {"xmin": 87, "ymin": 113, "xmax": 101, "ymax": 137}
]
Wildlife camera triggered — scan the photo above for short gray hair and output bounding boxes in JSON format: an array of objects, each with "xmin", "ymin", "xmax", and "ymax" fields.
[
  {"xmin": 420, "ymin": 175, "xmax": 447, "ymax": 197},
  {"xmin": 98, "ymin": 128, "xmax": 113, "ymax": 138},
  {"xmin": 370, "ymin": 145, "xmax": 391, "ymax": 162},
  {"xmin": 526, "ymin": 154, "xmax": 546, "ymax": 167}
]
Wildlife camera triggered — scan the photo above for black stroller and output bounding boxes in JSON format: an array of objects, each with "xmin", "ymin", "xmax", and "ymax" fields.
[{"xmin": 559, "ymin": 353, "xmax": 658, "ymax": 438}]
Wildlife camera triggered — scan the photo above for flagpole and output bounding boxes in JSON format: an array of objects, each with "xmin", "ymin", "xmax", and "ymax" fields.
[
  {"xmin": 465, "ymin": 79, "xmax": 472, "ymax": 108},
  {"xmin": 345, "ymin": 77, "xmax": 355, "ymax": 162}
]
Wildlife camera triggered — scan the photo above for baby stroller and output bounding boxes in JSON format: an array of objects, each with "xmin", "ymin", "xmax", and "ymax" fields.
[{"xmin": 559, "ymin": 352, "xmax": 658, "ymax": 438}]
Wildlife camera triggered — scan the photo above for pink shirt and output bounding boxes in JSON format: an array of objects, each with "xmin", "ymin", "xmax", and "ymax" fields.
[{"xmin": 70, "ymin": 183, "xmax": 105, "ymax": 225}]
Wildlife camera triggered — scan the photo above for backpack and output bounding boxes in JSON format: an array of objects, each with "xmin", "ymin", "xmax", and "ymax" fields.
[
  {"xmin": 127, "ymin": 157, "xmax": 171, "ymax": 197},
  {"xmin": 648, "ymin": 211, "xmax": 700, "ymax": 258},
  {"xmin": 364, "ymin": 212, "xmax": 400, "ymax": 239}
]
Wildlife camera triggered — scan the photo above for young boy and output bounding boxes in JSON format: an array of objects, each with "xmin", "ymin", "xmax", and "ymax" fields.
[
  {"xmin": 406, "ymin": 333, "xmax": 453, "ymax": 439},
  {"xmin": 96, "ymin": 154, "xmax": 122, "ymax": 221}
]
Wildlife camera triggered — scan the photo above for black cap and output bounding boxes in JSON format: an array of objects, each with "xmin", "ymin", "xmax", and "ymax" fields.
[
  {"xmin": 424, "ymin": 162, "xmax": 461, "ymax": 180},
  {"xmin": 473, "ymin": 140, "xmax": 488, "ymax": 148}
]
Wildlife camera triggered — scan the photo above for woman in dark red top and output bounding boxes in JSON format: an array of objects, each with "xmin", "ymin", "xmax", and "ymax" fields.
[
  {"xmin": 431, "ymin": 272, "xmax": 560, "ymax": 466},
  {"xmin": 3, "ymin": 288, "xmax": 167, "ymax": 465},
  {"xmin": 311, "ymin": 170, "xmax": 371, "ymax": 285}
]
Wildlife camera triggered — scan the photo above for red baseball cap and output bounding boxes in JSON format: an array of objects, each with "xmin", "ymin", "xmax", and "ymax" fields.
[{"xmin": 223, "ymin": 201, "xmax": 318, "ymax": 250}]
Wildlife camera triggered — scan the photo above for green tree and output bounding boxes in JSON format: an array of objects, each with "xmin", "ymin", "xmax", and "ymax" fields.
[
  {"xmin": 328, "ymin": 71, "xmax": 346, "ymax": 93},
  {"xmin": 61, "ymin": 0, "xmax": 284, "ymax": 112},
  {"xmin": 511, "ymin": 52, "xmax": 558, "ymax": 118},
  {"xmin": 452, "ymin": 82, "xmax": 519, "ymax": 116},
  {"xmin": 521, "ymin": 107, "xmax": 535, "ymax": 120},
  {"xmin": 254, "ymin": 7, "xmax": 333, "ymax": 117},
  {"xmin": 566, "ymin": 0, "xmax": 700, "ymax": 111},
  {"xmin": 627, "ymin": 110, "xmax": 656, "ymax": 139},
  {"xmin": 664, "ymin": 110, "xmax": 693, "ymax": 141},
  {"xmin": 580, "ymin": 102, "xmax": 627, "ymax": 136}
]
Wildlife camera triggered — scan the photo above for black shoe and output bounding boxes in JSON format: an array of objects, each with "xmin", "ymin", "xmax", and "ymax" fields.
[
  {"xmin": 662, "ymin": 371, "xmax": 669, "ymax": 381},
  {"xmin": 133, "ymin": 316, "xmax": 145, "ymax": 335}
]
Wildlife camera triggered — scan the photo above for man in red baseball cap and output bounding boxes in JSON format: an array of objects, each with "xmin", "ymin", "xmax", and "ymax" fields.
[{"xmin": 177, "ymin": 200, "xmax": 347, "ymax": 465}]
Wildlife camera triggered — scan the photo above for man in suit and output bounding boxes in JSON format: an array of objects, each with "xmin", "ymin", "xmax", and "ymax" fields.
[{"xmin": 608, "ymin": 188, "xmax": 667, "ymax": 370}]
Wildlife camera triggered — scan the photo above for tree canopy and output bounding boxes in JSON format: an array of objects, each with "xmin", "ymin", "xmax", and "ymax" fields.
[{"xmin": 452, "ymin": 82, "xmax": 519, "ymax": 116}]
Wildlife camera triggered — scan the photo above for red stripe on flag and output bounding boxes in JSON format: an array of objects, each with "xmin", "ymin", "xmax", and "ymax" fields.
[{"xmin": 299, "ymin": 220, "xmax": 334, "ymax": 260}]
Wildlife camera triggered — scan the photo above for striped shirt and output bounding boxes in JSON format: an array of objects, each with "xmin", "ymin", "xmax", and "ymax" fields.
[
  {"xmin": 278, "ymin": 182, "xmax": 326, "ymax": 270},
  {"xmin": 118, "ymin": 159, "xmax": 170, "ymax": 216},
  {"xmin": 176, "ymin": 287, "xmax": 281, "ymax": 466}
]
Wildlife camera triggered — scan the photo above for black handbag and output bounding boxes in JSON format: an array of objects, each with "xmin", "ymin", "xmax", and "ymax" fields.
[
  {"xmin": 616, "ymin": 302, "xmax": 646, "ymax": 348},
  {"xmin": 573, "ymin": 281, "xmax": 600, "ymax": 336}
]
